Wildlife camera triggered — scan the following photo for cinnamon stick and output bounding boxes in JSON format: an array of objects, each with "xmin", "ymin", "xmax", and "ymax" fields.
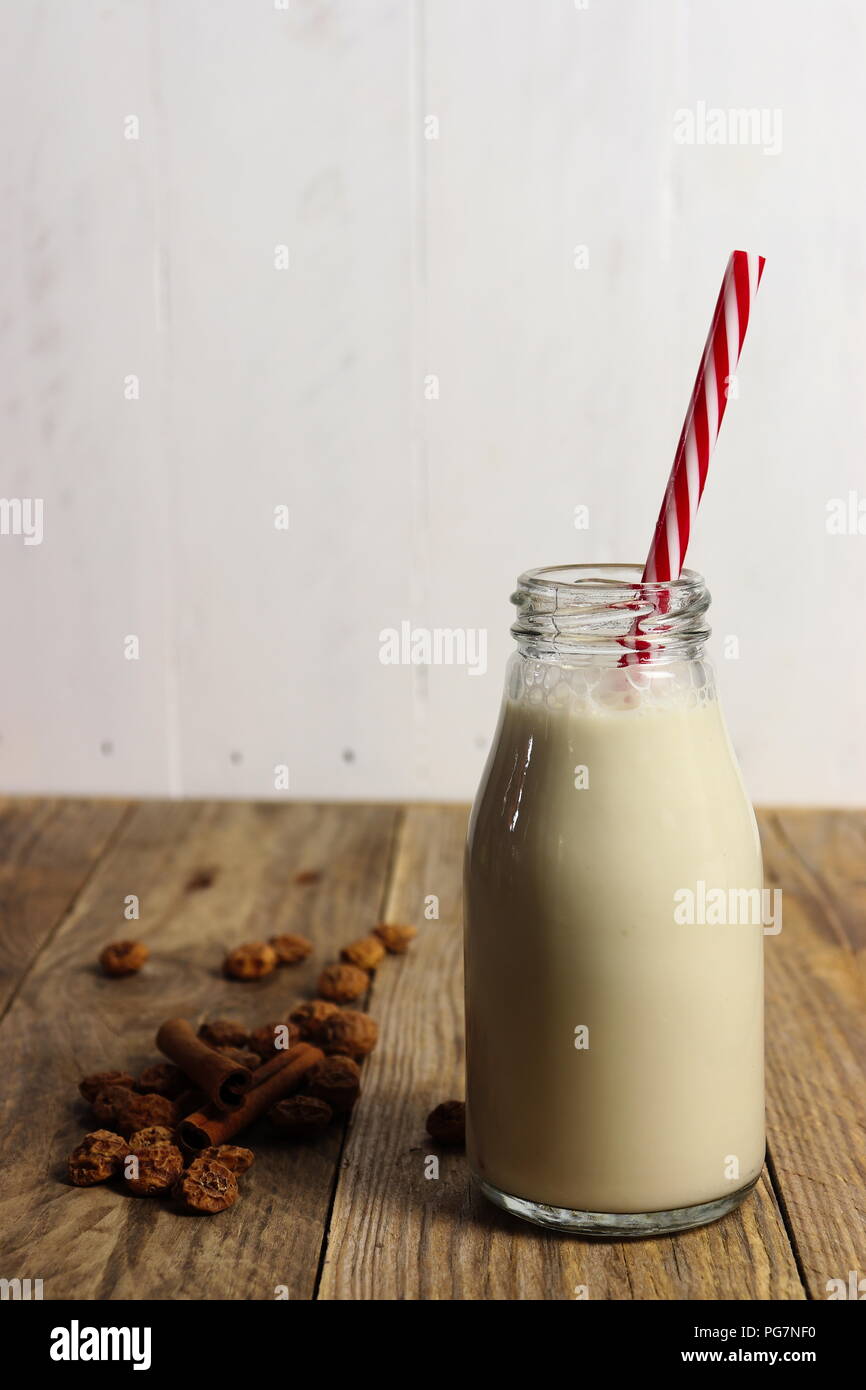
[
  {"xmin": 247, "ymin": 1050, "xmax": 300, "ymax": 1089},
  {"xmin": 156, "ymin": 1018, "xmax": 253, "ymax": 1111},
  {"xmin": 179, "ymin": 1042, "xmax": 323, "ymax": 1149}
]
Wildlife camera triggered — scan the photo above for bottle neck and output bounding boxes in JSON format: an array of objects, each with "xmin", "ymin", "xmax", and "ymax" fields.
[{"xmin": 511, "ymin": 564, "xmax": 711, "ymax": 667}]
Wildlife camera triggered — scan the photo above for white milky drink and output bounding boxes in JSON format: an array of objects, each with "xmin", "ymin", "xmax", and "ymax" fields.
[{"xmin": 464, "ymin": 566, "xmax": 765, "ymax": 1234}]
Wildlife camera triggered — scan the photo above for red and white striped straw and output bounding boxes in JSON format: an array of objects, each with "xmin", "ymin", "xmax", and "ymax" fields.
[{"xmin": 643, "ymin": 250, "xmax": 766, "ymax": 584}]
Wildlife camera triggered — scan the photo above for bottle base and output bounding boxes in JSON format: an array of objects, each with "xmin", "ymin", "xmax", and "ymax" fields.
[{"xmin": 474, "ymin": 1173, "xmax": 760, "ymax": 1238}]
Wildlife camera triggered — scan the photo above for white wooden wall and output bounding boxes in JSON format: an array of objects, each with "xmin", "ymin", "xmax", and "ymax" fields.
[{"xmin": 1, "ymin": 0, "xmax": 863, "ymax": 805}]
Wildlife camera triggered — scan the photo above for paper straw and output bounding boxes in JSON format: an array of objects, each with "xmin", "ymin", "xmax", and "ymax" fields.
[{"xmin": 643, "ymin": 250, "xmax": 766, "ymax": 583}]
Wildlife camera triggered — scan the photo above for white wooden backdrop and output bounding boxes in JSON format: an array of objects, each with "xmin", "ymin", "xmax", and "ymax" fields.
[{"xmin": 0, "ymin": 0, "xmax": 863, "ymax": 804}]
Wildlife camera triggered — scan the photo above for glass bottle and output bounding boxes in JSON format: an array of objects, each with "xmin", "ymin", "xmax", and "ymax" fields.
[{"xmin": 464, "ymin": 565, "xmax": 765, "ymax": 1236}]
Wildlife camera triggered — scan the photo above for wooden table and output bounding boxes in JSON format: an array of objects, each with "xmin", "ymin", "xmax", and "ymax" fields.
[{"xmin": 0, "ymin": 800, "xmax": 863, "ymax": 1301}]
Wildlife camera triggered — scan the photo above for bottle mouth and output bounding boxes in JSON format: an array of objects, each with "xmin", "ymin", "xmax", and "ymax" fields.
[{"xmin": 511, "ymin": 563, "xmax": 711, "ymax": 661}]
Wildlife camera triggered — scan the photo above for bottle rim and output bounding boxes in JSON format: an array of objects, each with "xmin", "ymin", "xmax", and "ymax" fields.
[
  {"xmin": 515, "ymin": 562, "xmax": 704, "ymax": 593},
  {"xmin": 511, "ymin": 563, "xmax": 711, "ymax": 662}
]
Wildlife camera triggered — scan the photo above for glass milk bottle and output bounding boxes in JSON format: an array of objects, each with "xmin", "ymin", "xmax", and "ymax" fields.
[{"xmin": 464, "ymin": 565, "xmax": 765, "ymax": 1236}]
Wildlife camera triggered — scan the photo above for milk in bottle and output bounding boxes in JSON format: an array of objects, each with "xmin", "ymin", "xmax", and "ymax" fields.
[{"xmin": 464, "ymin": 565, "xmax": 765, "ymax": 1235}]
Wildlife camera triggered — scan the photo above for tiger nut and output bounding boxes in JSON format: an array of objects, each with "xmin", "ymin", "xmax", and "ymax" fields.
[
  {"xmin": 198, "ymin": 1145, "xmax": 255, "ymax": 1175},
  {"xmin": 134, "ymin": 1062, "xmax": 188, "ymax": 1098},
  {"xmin": 90, "ymin": 1084, "xmax": 137, "ymax": 1127},
  {"xmin": 307, "ymin": 1056, "xmax": 361, "ymax": 1113},
  {"xmin": 247, "ymin": 1021, "xmax": 298, "ymax": 1060},
  {"xmin": 223, "ymin": 942, "xmax": 278, "ymax": 981},
  {"xmin": 128, "ymin": 1126, "xmax": 175, "ymax": 1150},
  {"xmin": 79, "ymin": 1071, "xmax": 135, "ymax": 1104},
  {"xmin": 174, "ymin": 1157, "xmax": 239, "ymax": 1214},
  {"xmin": 425, "ymin": 1100, "xmax": 466, "ymax": 1147},
  {"xmin": 198, "ymin": 1019, "xmax": 249, "ymax": 1049},
  {"xmin": 67, "ymin": 1130, "xmax": 129, "ymax": 1186},
  {"xmin": 269, "ymin": 1095, "xmax": 333, "ymax": 1138},
  {"xmin": 320, "ymin": 1009, "xmax": 379, "ymax": 1060},
  {"xmin": 123, "ymin": 1143, "xmax": 184, "ymax": 1196},
  {"xmin": 99, "ymin": 940, "xmax": 150, "ymax": 976},
  {"xmin": 316, "ymin": 963, "xmax": 368, "ymax": 1004},
  {"xmin": 269, "ymin": 933, "xmax": 313, "ymax": 966},
  {"xmin": 113, "ymin": 1091, "xmax": 178, "ymax": 1138},
  {"xmin": 373, "ymin": 923, "xmax": 417, "ymax": 954},
  {"xmin": 340, "ymin": 937, "xmax": 386, "ymax": 971},
  {"xmin": 288, "ymin": 999, "xmax": 339, "ymax": 1042}
]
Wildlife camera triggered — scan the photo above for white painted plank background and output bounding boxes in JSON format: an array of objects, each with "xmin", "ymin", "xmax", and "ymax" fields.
[{"xmin": 0, "ymin": 0, "xmax": 863, "ymax": 804}]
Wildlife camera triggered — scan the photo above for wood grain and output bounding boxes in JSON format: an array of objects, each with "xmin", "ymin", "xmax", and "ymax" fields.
[
  {"xmin": 318, "ymin": 804, "xmax": 804, "ymax": 1301},
  {"xmin": 758, "ymin": 809, "xmax": 866, "ymax": 1301},
  {"xmin": 768, "ymin": 808, "xmax": 866, "ymax": 963},
  {"xmin": 2, "ymin": 799, "xmax": 862, "ymax": 1301},
  {"xmin": 0, "ymin": 800, "xmax": 398, "ymax": 1300},
  {"xmin": 0, "ymin": 798, "xmax": 130, "ymax": 1014}
]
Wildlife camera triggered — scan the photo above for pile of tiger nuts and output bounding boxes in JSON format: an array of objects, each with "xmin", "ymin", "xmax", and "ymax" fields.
[
  {"xmin": 68, "ymin": 1127, "xmax": 252, "ymax": 1212},
  {"xmin": 75, "ymin": 918, "xmax": 420, "ymax": 1214}
]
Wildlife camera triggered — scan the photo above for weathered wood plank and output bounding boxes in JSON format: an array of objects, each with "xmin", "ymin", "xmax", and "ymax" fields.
[
  {"xmin": 0, "ymin": 798, "xmax": 130, "ymax": 1015},
  {"xmin": 759, "ymin": 809, "xmax": 866, "ymax": 1301},
  {"xmin": 0, "ymin": 800, "xmax": 399, "ymax": 1301},
  {"xmin": 4, "ymin": 799, "xmax": 858, "ymax": 1301},
  {"xmin": 318, "ymin": 805, "xmax": 804, "ymax": 1301},
  {"xmin": 768, "ymin": 808, "xmax": 866, "ymax": 963}
]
